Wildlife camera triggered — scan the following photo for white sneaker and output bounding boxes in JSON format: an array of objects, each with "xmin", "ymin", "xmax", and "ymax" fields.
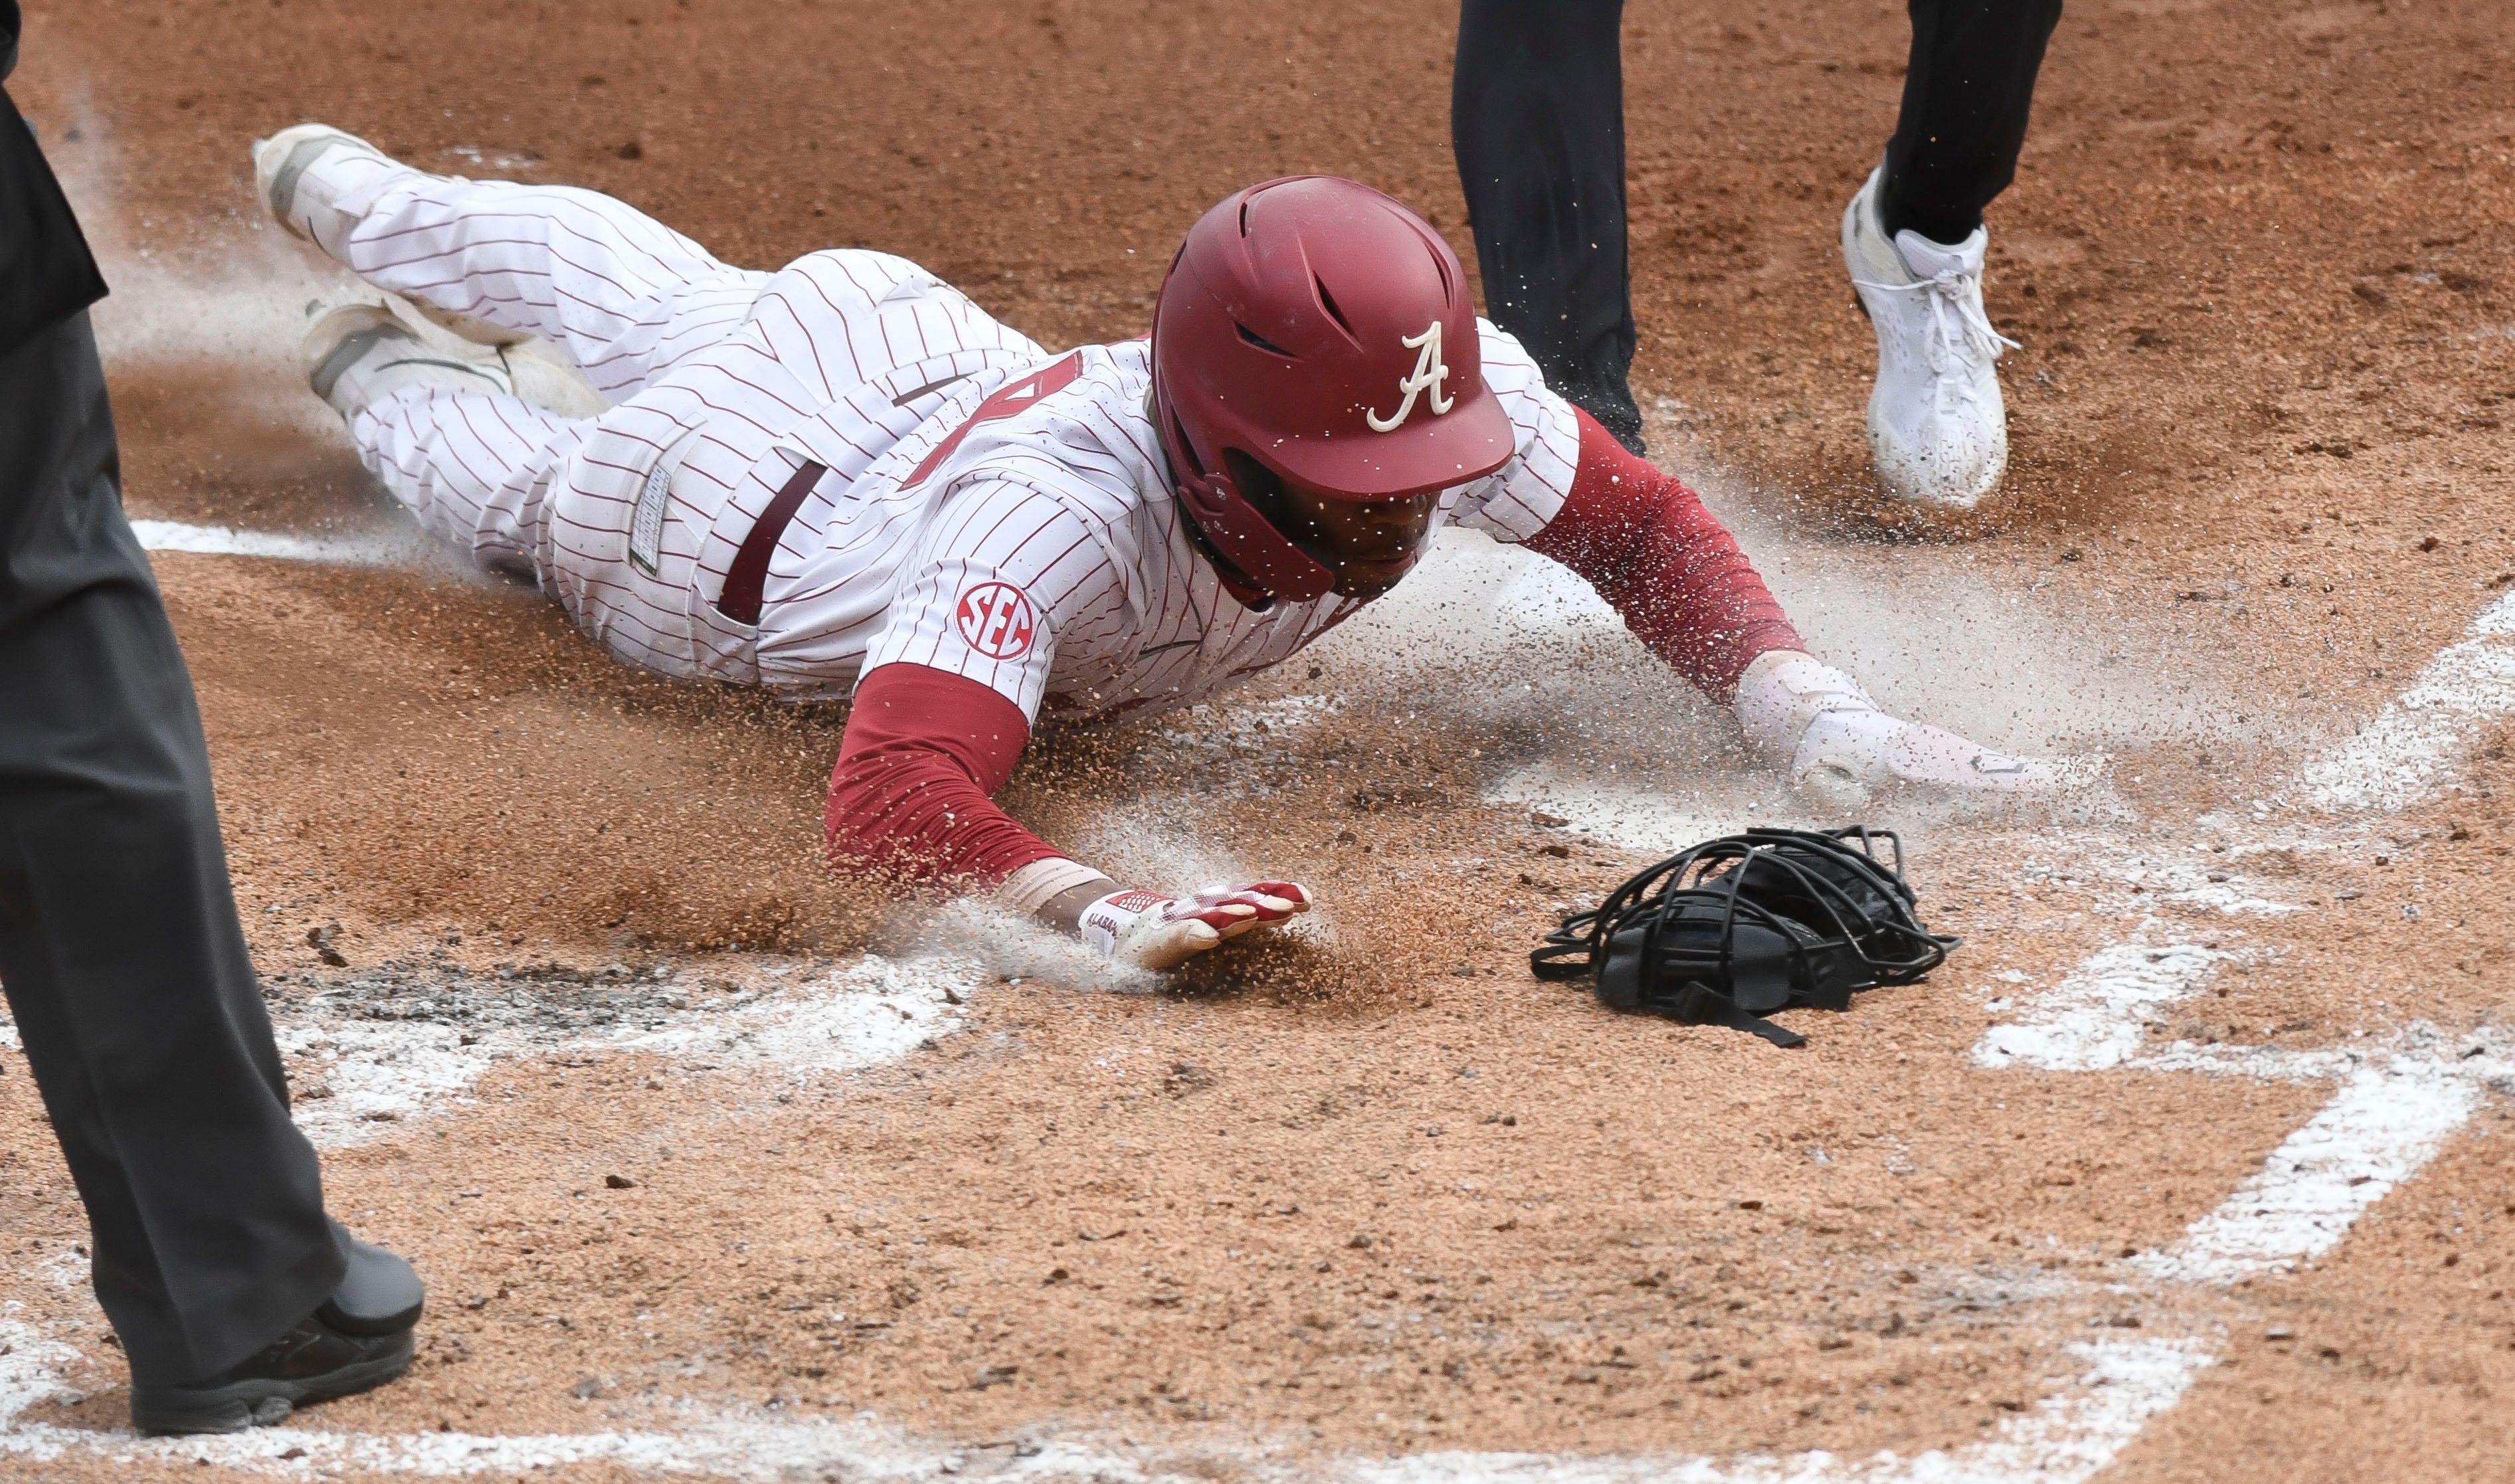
[
  {"xmin": 301, "ymin": 303, "xmax": 607, "ymax": 421},
  {"xmin": 1840, "ymin": 166, "xmax": 2018, "ymax": 509},
  {"xmin": 253, "ymin": 122, "xmax": 420, "ymax": 260}
]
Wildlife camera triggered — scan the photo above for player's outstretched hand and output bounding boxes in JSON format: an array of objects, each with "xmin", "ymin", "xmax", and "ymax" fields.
[
  {"xmin": 1081, "ymin": 882, "xmax": 1313, "ymax": 971},
  {"xmin": 1734, "ymin": 651, "xmax": 2073, "ymax": 812},
  {"xmin": 1789, "ymin": 707, "xmax": 2065, "ymax": 810}
]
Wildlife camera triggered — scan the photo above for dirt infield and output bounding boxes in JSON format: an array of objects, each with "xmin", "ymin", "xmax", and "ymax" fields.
[{"xmin": 3, "ymin": 1, "xmax": 2512, "ymax": 1479}]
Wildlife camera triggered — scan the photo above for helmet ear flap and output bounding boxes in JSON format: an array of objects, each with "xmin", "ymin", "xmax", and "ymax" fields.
[{"xmin": 1167, "ymin": 407, "xmax": 1210, "ymax": 482}]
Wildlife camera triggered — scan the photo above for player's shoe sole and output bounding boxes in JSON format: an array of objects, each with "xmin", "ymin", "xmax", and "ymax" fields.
[
  {"xmin": 302, "ymin": 302, "xmax": 608, "ymax": 420},
  {"xmin": 253, "ymin": 123, "xmax": 414, "ymax": 258},
  {"xmin": 303, "ymin": 304, "xmax": 500, "ymax": 418},
  {"xmin": 1840, "ymin": 166, "xmax": 2017, "ymax": 510}
]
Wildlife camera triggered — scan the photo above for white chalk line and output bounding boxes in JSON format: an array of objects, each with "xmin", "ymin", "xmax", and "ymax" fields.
[
  {"xmin": 131, "ymin": 519, "xmax": 407, "ymax": 567},
  {"xmin": 1974, "ymin": 936, "xmax": 2239, "ymax": 1075},
  {"xmin": 2298, "ymin": 588, "xmax": 2515, "ymax": 813},
  {"xmin": 1345, "ymin": 1341, "xmax": 2212, "ymax": 1484},
  {"xmin": 2134, "ymin": 1044, "xmax": 2509, "ymax": 1285},
  {"xmin": 0, "ymin": 1318, "xmax": 2213, "ymax": 1484},
  {"xmin": 273, "ymin": 953, "xmax": 973, "ymax": 1149}
]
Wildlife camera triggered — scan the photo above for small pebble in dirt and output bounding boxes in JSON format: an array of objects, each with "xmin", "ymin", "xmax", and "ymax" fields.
[
  {"xmin": 1349, "ymin": 1233, "xmax": 1373, "ymax": 1250},
  {"xmin": 605, "ymin": 1173, "xmax": 637, "ymax": 1189},
  {"xmin": 571, "ymin": 1376, "xmax": 603, "ymax": 1400},
  {"xmin": 2265, "ymin": 1326, "xmax": 2294, "ymax": 1341},
  {"xmin": 306, "ymin": 923, "xmax": 349, "ymax": 968}
]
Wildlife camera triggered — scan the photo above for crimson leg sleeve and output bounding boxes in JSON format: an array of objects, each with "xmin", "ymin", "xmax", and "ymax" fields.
[
  {"xmin": 1523, "ymin": 409, "xmax": 1805, "ymax": 700},
  {"xmin": 825, "ymin": 662, "xmax": 1064, "ymax": 889}
]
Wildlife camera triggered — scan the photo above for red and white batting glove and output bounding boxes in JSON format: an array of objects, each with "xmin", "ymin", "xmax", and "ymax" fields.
[{"xmin": 1080, "ymin": 883, "xmax": 1313, "ymax": 971}]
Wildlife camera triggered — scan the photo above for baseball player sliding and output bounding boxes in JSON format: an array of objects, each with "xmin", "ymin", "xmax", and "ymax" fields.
[{"xmin": 253, "ymin": 124, "xmax": 2056, "ymax": 973}]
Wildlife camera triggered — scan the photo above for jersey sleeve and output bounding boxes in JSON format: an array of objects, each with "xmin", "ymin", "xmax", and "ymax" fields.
[
  {"xmin": 858, "ymin": 478, "xmax": 1123, "ymax": 721},
  {"xmin": 832, "ymin": 479, "xmax": 1121, "ymax": 894},
  {"xmin": 824, "ymin": 662, "xmax": 1070, "ymax": 889},
  {"xmin": 1444, "ymin": 320, "xmax": 1584, "ymax": 545},
  {"xmin": 1524, "ymin": 409, "xmax": 1804, "ymax": 699}
]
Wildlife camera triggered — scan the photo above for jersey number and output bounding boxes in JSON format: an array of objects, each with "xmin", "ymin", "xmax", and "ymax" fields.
[{"xmin": 899, "ymin": 352, "xmax": 1084, "ymax": 491}]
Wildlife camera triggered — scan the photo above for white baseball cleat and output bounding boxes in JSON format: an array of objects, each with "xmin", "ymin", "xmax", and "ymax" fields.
[
  {"xmin": 253, "ymin": 122, "xmax": 419, "ymax": 260},
  {"xmin": 301, "ymin": 302, "xmax": 608, "ymax": 421},
  {"xmin": 1841, "ymin": 165, "xmax": 2019, "ymax": 510}
]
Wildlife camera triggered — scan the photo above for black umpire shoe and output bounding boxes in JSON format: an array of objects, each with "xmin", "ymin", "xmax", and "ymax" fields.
[{"xmin": 130, "ymin": 1226, "xmax": 424, "ymax": 1436}]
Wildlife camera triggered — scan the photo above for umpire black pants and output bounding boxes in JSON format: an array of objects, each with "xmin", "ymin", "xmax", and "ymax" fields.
[
  {"xmin": 1453, "ymin": 0, "xmax": 2064, "ymax": 450},
  {"xmin": 0, "ymin": 310, "xmax": 341, "ymax": 1385}
]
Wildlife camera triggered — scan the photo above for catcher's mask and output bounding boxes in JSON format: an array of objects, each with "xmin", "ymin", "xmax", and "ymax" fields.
[
  {"xmin": 1151, "ymin": 176, "xmax": 1515, "ymax": 608},
  {"xmin": 1531, "ymin": 827, "xmax": 1957, "ymax": 1047}
]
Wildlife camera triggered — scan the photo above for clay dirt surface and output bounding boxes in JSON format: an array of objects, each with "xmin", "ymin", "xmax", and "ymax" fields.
[{"xmin": 3, "ymin": 1, "xmax": 2513, "ymax": 1481}]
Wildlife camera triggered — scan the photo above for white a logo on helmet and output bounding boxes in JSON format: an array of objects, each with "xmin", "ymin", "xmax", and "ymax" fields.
[{"xmin": 1364, "ymin": 321, "xmax": 1454, "ymax": 432}]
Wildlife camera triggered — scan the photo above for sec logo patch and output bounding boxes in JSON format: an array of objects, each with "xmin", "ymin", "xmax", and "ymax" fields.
[{"xmin": 955, "ymin": 581, "xmax": 1037, "ymax": 660}]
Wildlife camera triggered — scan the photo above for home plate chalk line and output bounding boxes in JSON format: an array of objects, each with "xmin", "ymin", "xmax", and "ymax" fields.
[
  {"xmin": 132, "ymin": 519, "xmax": 409, "ymax": 566},
  {"xmin": 2, "ymin": 569, "xmax": 2505, "ymax": 1479}
]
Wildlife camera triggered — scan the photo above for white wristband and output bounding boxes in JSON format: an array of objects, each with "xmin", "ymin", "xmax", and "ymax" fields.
[
  {"xmin": 1732, "ymin": 650, "xmax": 1877, "ymax": 763},
  {"xmin": 998, "ymin": 857, "xmax": 1115, "ymax": 917}
]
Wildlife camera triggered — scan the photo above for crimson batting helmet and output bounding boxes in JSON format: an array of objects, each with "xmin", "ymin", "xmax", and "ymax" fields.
[{"xmin": 1151, "ymin": 177, "xmax": 1516, "ymax": 606}]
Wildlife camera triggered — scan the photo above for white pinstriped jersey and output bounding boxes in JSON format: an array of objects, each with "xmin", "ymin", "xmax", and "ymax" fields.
[
  {"xmin": 819, "ymin": 328, "xmax": 1580, "ymax": 723},
  {"xmin": 324, "ymin": 165, "xmax": 1582, "ymax": 727}
]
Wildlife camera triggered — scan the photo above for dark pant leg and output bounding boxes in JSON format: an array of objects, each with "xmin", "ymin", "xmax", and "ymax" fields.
[
  {"xmin": 0, "ymin": 311, "xmax": 341, "ymax": 1386},
  {"xmin": 1453, "ymin": 0, "xmax": 1643, "ymax": 453},
  {"xmin": 1881, "ymin": 0, "xmax": 2065, "ymax": 244}
]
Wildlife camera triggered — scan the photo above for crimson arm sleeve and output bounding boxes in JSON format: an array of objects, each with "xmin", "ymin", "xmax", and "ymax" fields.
[
  {"xmin": 824, "ymin": 662, "xmax": 1064, "ymax": 889},
  {"xmin": 1523, "ymin": 408, "xmax": 1805, "ymax": 701}
]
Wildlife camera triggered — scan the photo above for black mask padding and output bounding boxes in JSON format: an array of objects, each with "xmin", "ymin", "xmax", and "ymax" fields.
[
  {"xmin": 1704, "ymin": 828, "xmax": 1947, "ymax": 984},
  {"xmin": 1533, "ymin": 827, "xmax": 1957, "ymax": 1047}
]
